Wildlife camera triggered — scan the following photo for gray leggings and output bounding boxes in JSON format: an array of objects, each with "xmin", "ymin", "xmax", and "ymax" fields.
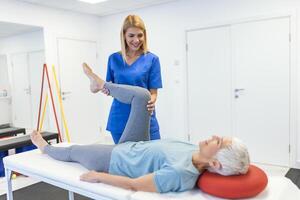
[{"xmin": 44, "ymin": 82, "xmax": 151, "ymax": 172}]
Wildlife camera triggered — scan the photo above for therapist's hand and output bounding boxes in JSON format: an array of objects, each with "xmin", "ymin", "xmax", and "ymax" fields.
[
  {"xmin": 147, "ymin": 90, "xmax": 158, "ymax": 115},
  {"xmin": 100, "ymin": 87, "xmax": 110, "ymax": 95},
  {"xmin": 147, "ymin": 97, "xmax": 156, "ymax": 115}
]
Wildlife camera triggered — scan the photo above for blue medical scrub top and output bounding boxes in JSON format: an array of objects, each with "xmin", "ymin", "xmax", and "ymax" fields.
[{"xmin": 106, "ymin": 52, "xmax": 163, "ymax": 140}]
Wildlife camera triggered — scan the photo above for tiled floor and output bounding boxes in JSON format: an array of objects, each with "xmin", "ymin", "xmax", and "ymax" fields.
[{"xmin": 0, "ymin": 163, "xmax": 290, "ymax": 196}]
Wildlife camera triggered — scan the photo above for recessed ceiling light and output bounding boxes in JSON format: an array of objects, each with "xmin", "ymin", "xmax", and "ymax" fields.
[{"xmin": 78, "ymin": 0, "xmax": 108, "ymax": 4}]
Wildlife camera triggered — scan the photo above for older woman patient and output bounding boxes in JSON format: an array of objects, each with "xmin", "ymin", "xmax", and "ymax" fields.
[{"xmin": 30, "ymin": 64, "xmax": 250, "ymax": 193}]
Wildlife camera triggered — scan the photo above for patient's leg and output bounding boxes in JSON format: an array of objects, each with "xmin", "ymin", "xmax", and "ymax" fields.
[
  {"xmin": 105, "ymin": 83, "xmax": 151, "ymax": 143},
  {"xmin": 44, "ymin": 144, "xmax": 113, "ymax": 172},
  {"xmin": 83, "ymin": 64, "xmax": 151, "ymax": 143},
  {"xmin": 31, "ymin": 131, "xmax": 113, "ymax": 172}
]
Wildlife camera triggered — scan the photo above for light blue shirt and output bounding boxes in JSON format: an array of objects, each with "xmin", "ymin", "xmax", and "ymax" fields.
[{"xmin": 109, "ymin": 140, "xmax": 200, "ymax": 193}]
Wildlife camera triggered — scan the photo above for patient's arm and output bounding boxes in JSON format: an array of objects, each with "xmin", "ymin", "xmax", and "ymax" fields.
[{"xmin": 80, "ymin": 171, "xmax": 157, "ymax": 192}]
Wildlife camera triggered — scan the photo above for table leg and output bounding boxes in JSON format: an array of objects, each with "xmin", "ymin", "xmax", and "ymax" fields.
[
  {"xmin": 68, "ymin": 191, "xmax": 74, "ymax": 200},
  {"xmin": 5, "ymin": 168, "xmax": 13, "ymax": 200}
]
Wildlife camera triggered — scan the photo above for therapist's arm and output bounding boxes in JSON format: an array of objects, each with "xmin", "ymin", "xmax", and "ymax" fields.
[
  {"xmin": 80, "ymin": 171, "xmax": 157, "ymax": 192},
  {"xmin": 147, "ymin": 89, "xmax": 158, "ymax": 114}
]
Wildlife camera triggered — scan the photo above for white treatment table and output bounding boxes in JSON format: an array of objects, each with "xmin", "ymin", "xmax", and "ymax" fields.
[{"xmin": 3, "ymin": 143, "xmax": 300, "ymax": 200}]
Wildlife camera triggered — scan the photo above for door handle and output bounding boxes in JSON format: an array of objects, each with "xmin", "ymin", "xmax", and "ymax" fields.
[
  {"xmin": 235, "ymin": 88, "xmax": 245, "ymax": 99},
  {"xmin": 61, "ymin": 91, "xmax": 72, "ymax": 95},
  {"xmin": 234, "ymin": 88, "xmax": 245, "ymax": 92},
  {"xmin": 24, "ymin": 87, "xmax": 31, "ymax": 95}
]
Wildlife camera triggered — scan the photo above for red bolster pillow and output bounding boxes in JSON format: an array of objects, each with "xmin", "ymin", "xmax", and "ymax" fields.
[{"xmin": 197, "ymin": 165, "xmax": 268, "ymax": 199}]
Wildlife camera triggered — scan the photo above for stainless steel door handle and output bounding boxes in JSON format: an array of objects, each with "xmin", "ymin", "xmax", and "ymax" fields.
[
  {"xmin": 61, "ymin": 91, "xmax": 72, "ymax": 95},
  {"xmin": 235, "ymin": 88, "xmax": 245, "ymax": 98},
  {"xmin": 234, "ymin": 88, "xmax": 245, "ymax": 92}
]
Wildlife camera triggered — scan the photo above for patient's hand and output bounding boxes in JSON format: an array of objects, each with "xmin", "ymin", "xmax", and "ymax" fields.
[
  {"xmin": 80, "ymin": 171, "xmax": 156, "ymax": 192},
  {"xmin": 80, "ymin": 171, "xmax": 101, "ymax": 183}
]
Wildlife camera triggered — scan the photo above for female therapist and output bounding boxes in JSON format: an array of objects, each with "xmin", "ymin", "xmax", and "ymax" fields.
[{"xmin": 101, "ymin": 15, "xmax": 163, "ymax": 144}]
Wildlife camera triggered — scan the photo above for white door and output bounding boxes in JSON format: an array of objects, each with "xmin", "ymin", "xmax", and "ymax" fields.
[
  {"xmin": 233, "ymin": 17, "xmax": 290, "ymax": 166},
  {"xmin": 187, "ymin": 26, "xmax": 233, "ymax": 143},
  {"xmin": 187, "ymin": 17, "xmax": 290, "ymax": 166},
  {"xmin": 0, "ymin": 55, "xmax": 11, "ymax": 124},
  {"xmin": 28, "ymin": 50, "xmax": 49, "ymax": 130},
  {"xmin": 58, "ymin": 38, "xmax": 101, "ymax": 144},
  {"xmin": 11, "ymin": 53, "xmax": 32, "ymax": 128}
]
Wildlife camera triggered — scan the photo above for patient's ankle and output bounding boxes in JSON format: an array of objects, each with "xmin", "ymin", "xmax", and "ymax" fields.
[
  {"xmin": 30, "ymin": 131, "xmax": 48, "ymax": 153},
  {"xmin": 82, "ymin": 63, "xmax": 105, "ymax": 91}
]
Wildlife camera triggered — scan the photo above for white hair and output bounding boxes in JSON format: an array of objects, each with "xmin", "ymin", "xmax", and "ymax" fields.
[{"xmin": 208, "ymin": 137, "xmax": 250, "ymax": 176}]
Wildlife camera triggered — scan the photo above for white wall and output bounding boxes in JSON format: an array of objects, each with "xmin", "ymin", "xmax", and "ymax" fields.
[
  {"xmin": 0, "ymin": 0, "xmax": 103, "ymax": 84},
  {"xmin": 0, "ymin": 30, "xmax": 44, "ymax": 54},
  {"xmin": 0, "ymin": 30, "xmax": 45, "ymax": 87},
  {"xmin": 1, "ymin": 0, "xmax": 300, "ymax": 167},
  {"xmin": 0, "ymin": 0, "xmax": 106, "ymax": 138},
  {"xmin": 0, "ymin": 55, "xmax": 11, "ymax": 125},
  {"xmin": 96, "ymin": 0, "xmax": 300, "ymax": 168}
]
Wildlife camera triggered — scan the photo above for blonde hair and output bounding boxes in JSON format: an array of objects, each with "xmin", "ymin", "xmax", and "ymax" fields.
[{"xmin": 120, "ymin": 15, "xmax": 148, "ymax": 61}]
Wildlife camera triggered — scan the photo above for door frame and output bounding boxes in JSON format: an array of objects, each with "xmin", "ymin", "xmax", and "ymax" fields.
[{"xmin": 184, "ymin": 11, "xmax": 297, "ymax": 168}]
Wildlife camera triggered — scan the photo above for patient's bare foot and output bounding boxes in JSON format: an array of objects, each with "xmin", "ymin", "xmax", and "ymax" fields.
[
  {"xmin": 82, "ymin": 63, "xmax": 105, "ymax": 93},
  {"xmin": 30, "ymin": 131, "xmax": 48, "ymax": 153}
]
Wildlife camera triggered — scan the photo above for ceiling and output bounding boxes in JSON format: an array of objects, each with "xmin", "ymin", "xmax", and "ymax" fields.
[
  {"xmin": 0, "ymin": 0, "xmax": 179, "ymax": 38},
  {"xmin": 0, "ymin": 21, "xmax": 41, "ymax": 38},
  {"xmin": 16, "ymin": 0, "xmax": 179, "ymax": 17}
]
